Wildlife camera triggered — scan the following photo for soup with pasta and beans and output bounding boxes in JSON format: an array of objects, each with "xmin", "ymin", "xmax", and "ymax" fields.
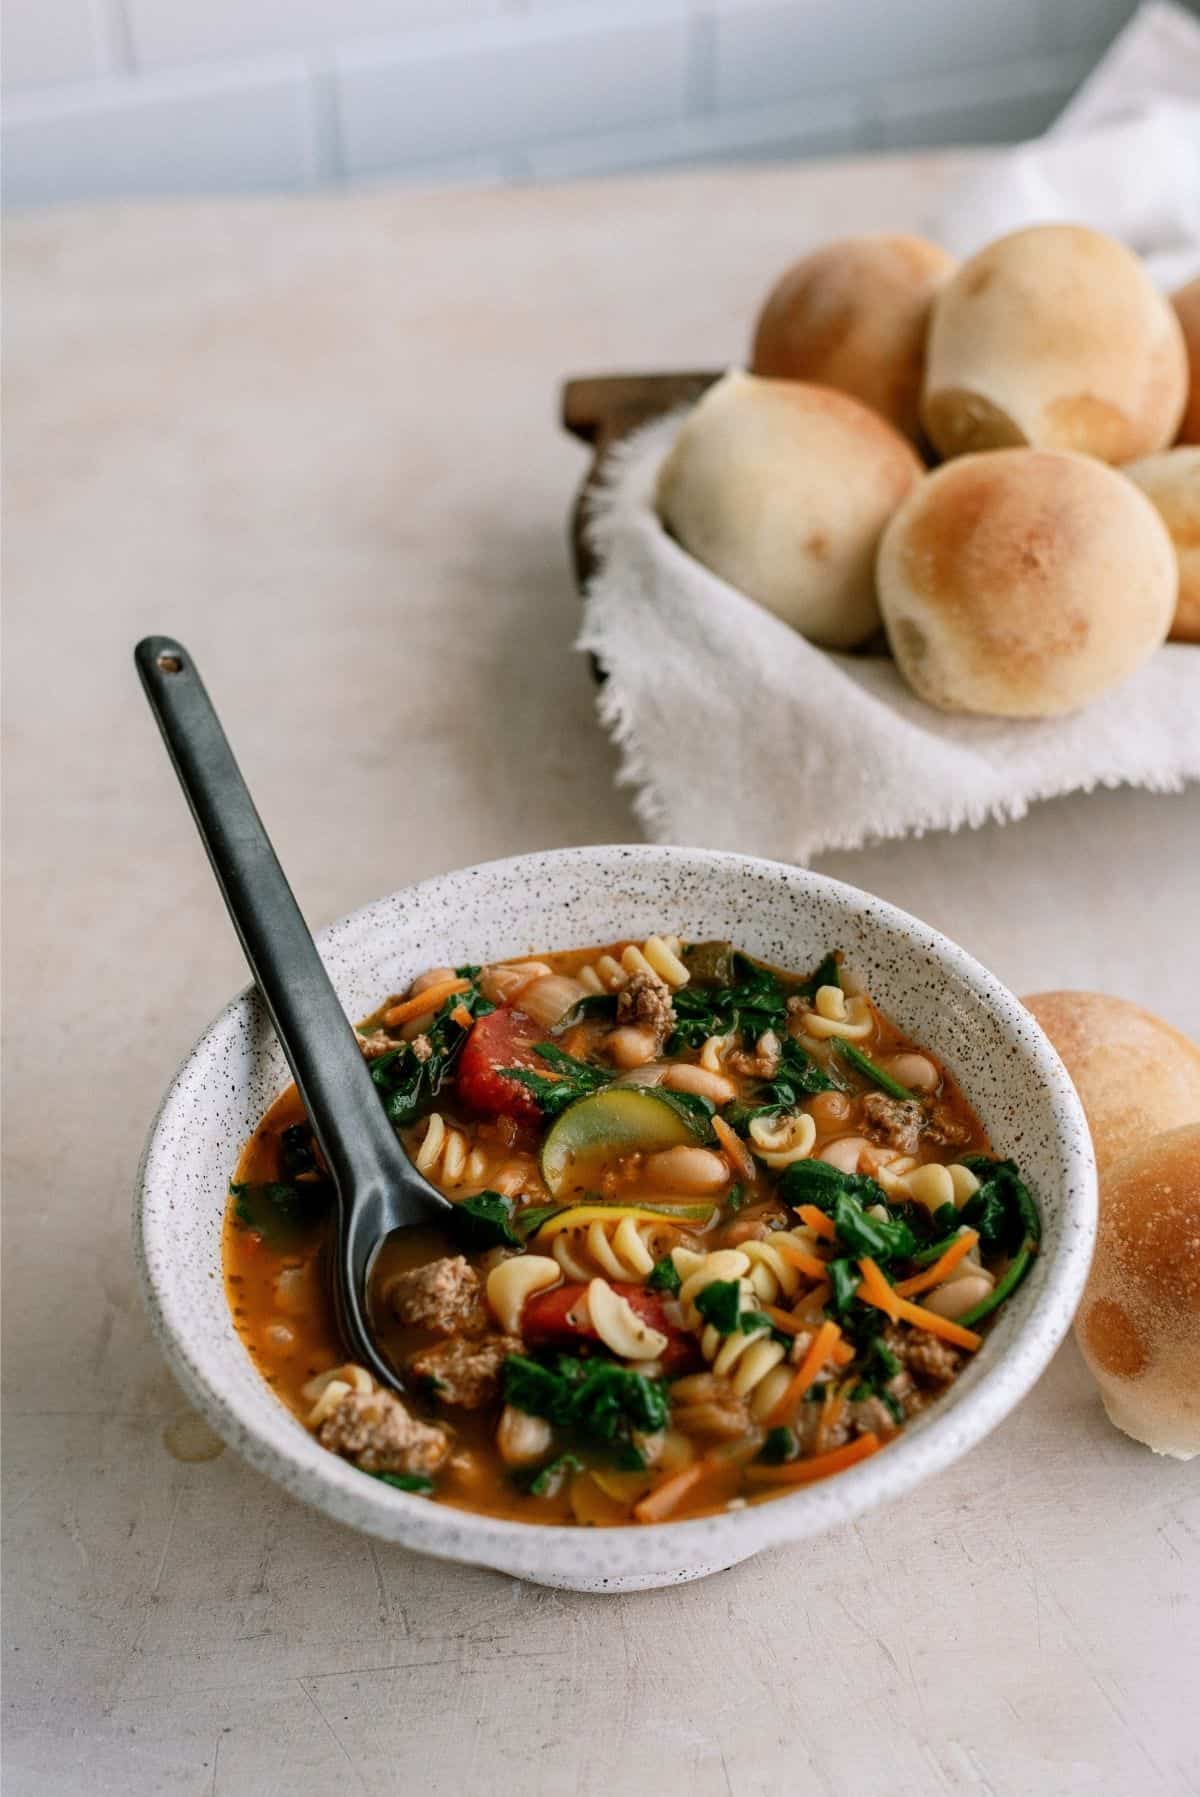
[{"xmin": 225, "ymin": 938, "xmax": 1040, "ymax": 1525}]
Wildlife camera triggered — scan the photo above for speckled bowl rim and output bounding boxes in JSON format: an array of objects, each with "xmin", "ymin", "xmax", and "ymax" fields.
[{"xmin": 135, "ymin": 845, "xmax": 1096, "ymax": 1586}]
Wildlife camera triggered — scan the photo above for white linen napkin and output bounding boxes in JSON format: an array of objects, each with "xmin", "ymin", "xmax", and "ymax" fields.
[{"xmin": 578, "ymin": 2, "xmax": 1200, "ymax": 863}]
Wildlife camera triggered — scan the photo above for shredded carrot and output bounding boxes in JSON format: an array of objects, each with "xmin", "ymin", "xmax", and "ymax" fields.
[
  {"xmin": 633, "ymin": 1461, "xmax": 710, "ymax": 1524},
  {"xmin": 713, "ymin": 1115, "xmax": 755, "ymax": 1185},
  {"xmin": 773, "ymin": 1238, "xmax": 830, "ymax": 1281},
  {"xmin": 830, "ymin": 1339, "xmax": 855, "ymax": 1367},
  {"xmin": 801, "ymin": 1280, "xmax": 831, "ymax": 1313},
  {"xmin": 744, "ymin": 1432, "xmax": 881, "ymax": 1487},
  {"xmin": 857, "ymin": 1256, "xmax": 981, "ymax": 1350},
  {"xmin": 796, "ymin": 1204, "xmax": 837, "ymax": 1243},
  {"xmin": 382, "ymin": 978, "xmax": 470, "ymax": 1029},
  {"xmin": 449, "ymin": 1003, "xmax": 473, "ymax": 1031},
  {"xmin": 765, "ymin": 1318, "xmax": 842, "ymax": 1427},
  {"xmin": 857, "ymin": 1256, "xmax": 899, "ymax": 1318},
  {"xmin": 762, "ymin": 1304, "xmax": 805, "ymax": 1335},
  {"xmin": 895, "ymin": 1229, "xmax": 979, "ymax": 1298},
  {"xmin": 814, "ymin": 1379, "xmax": 850, "ymax": 1454}
]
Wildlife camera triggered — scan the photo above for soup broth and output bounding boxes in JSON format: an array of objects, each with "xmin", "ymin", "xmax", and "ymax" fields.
[{"xmin": 224, "ymin": 938, "xmax": 1038, "ymax": 1525}]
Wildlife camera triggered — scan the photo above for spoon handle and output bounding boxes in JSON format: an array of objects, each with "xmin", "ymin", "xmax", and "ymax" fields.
[{"xmin": 135, "ymin": 636, "xmax": 436, "ymax": 1392}]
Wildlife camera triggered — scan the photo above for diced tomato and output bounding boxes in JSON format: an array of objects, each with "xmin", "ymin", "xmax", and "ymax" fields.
[
  {"xmin": 455, "ymin": 1006, "xmax": 547, "ymax": 1121},
  {"xmin": 522, "ymin": 1281, "xmax": 697, "ymax": 1374}
]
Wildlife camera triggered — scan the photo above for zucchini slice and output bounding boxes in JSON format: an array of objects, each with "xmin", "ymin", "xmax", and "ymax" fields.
[{"xmin": 539, "ymin": 1087, "xmax": 710, "ymax": 1197}]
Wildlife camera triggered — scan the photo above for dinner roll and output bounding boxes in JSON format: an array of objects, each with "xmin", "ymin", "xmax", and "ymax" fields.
[
  {"xmin": 876, "ymin": 448, "xmax": 1177, "ymax": 716},
  {"xmin": 1023, "ymin": 991, "xmax": 1200, "ymax": 1174},
  {"xmin": 1172, "ymin": 276, "xmax": 1200, "ymax": 444},
  {"xmin": 750, "ymin": 234, "xmax": 956, "ymax": 439},
  {"xmin": 922, "ymin": 225, "xmax": 1188, "ymax": 463},
  {"xmin": 655, "ymin": 371, "xmax": 922, "ymax": 648},
  {"xmin": 1075, "ymin": 1124, "xmax": 1200, "ymax": 1460},
  {"xmin": 1123, "ymin": 448, "xmax": 1200, "ymax": 642}
]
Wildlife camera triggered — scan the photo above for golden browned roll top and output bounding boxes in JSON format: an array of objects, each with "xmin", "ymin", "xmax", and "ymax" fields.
[
  {"xmin": 750, "ymin": 233, "xmax": 956, "ymax": 441},
  {"xmin": 1075, "ymin": 1123, "xmax": 1200, "ymax": 1462},
  {"xmin": 875, "ymin": 447, "xmax": 1177, "ymax": 717},
  {"xmin": 1023, "ymin": 991, "xmax": 1200, "ymax": 1175},
  {"xmin": 655, "ymin": 370, "xmax": 922, "ymax": 650},
  {"xmin": 921, "ymin": 224, "xmax": 1188, "ymax": 463}
]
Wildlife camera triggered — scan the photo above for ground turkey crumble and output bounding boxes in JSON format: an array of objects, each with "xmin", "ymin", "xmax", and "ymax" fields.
[
  {"xmin": 885, "ymin": 1323, "xmax": 963, "ymax": 1389},
  {"xmin": 861, "ymin": 1093, "xmax": 925, "ymax": 1154},
  {"xmin": 408, "ymin": 1333, "xmax": 520, "ymax": 1409},
  {"xmin": 317, "ymin": 1388, "xmax": 449, "ymax": 1475},
  {"xmin": 615, "ymin": 969, "xmax": 675, "ymax": 1050},
  {"xmin": 386, "ymin": 1256, "xmax": 488, "ymax": 1336}
]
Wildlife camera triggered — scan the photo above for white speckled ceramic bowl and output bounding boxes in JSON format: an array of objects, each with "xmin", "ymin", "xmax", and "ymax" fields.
[{"xmin": 136, "ymin": 846, "xmax": 1095, "ymax": 1592}]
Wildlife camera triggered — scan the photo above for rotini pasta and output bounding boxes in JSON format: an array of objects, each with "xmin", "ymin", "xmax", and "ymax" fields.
[
  {"xmin": 587, "ymin": 1276, "xmax": 670, "ymax": 1360},
  {"xmin": 550, "ymin": 1213, "xmax": 683, "ymax": 1282},
  {"xmin": 576, "ymin": 935, "xmax": 690, "ymax": 994},
  {"xmin": 739, "ymin": 1229, "xmax": 823, "ymax": 1304},
  {"xmin": 413, "ymin": 1112, "xmax": 488, "ymax": 1189},
  {"xmin": 877, "ymin": 1158, "xmax": 980, "ymax": 1208},
  {"xmin": 486, "ymin": 1255, "xmax": 560, "ymax": 1333},
  {"xmin": 674, "ymin": 1243, "xmax": 814, "ymax": 1418}
]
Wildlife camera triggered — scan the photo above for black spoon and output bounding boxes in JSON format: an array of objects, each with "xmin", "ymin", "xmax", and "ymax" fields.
[{"xmin": 135, "ymin": 635, "xmax": 452, "ymax": 1395}]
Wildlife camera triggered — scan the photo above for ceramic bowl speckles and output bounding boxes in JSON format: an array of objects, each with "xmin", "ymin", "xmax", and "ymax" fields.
[{"xmin": 135, "ymin": 846, "xmax": 1096, "ymax": 1592}]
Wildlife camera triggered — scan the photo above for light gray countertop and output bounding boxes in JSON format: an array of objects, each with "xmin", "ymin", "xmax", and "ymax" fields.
[{"xmin": 4, "ymin": 152, "xmax": 1198, "ymax": 1797}]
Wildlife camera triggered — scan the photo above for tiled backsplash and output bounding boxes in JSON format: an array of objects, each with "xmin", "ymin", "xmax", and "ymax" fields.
[{"xmin": 0, "ymin": 0, "xmax": 1184, "ymax": 204}]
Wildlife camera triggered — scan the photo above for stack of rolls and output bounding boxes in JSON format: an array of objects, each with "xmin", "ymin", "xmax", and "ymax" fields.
[
  {"xmin": 1024, "ymin": 991, "xmax": 1200, "ymax": 1460},
  {"xmin": 654, "ymin": 223, "xmax": 1199, "ymax": 717}
]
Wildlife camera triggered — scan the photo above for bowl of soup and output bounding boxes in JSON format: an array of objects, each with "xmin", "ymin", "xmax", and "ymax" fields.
[{"xmin": 135, "ymin": 845, "xmax": 1095, "ymax": 1590}]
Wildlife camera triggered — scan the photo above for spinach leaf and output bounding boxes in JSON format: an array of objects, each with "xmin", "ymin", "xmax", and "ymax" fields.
[
  {"xmin": 514, "ymin": 1204, "xmax": 567, "ymax": 1241},
  {"xmin": 229, "ymin": 1179, "xmax": 329, "ymax": 1241},
  {"xmin": 646, "ymin": 1255, "xmax": 682, "ymax": 1296},
  {"xmin": 830, "ymin": 1191, "xmax": 918, "ymax": 1263},
  {"xmin": 827, "ymin": 1258, "xmax": 862, "ymax": 1315},
  {"xmin": 502, "ymin": 1042, "xmax": 612, "ymax": 1119},
  {"xmin": 758, "ymin": 1426, "xmax": 799, "ymax": 1465},
  {"xmin": 778, "ymin": 1157, "xmax": 886, "ymax": 1213},
  {"xmin": 503, "ymin": 1353, "xmax": 668, "ymax": 1454},
  {"xmin": 651, "ymin": 1087, "xmax": 716, "ymax": 1141},
  {"xmin": 554, "ymin": 992, "xmax": 619, "ymax": 1031},
  {"xmin": 369, "ymin": 1470, "xmax": 435, "ymax": 1495},
  {"xmin": 797, "ymin": 951, "xmax": 841, "ymax": 999},
  {"xmin": 518, "ymin": 1451, "xmax": 583, "ymax": 1498},
  {"xmin": 959, "ymin": 1157, "xmax": 1041, "ymax": 1256},
  {"xmin": 370, "ymin": 977, "xmax": 493, "ymax": 1126},
  {"xmin": 449, "ymin": 1191, "xmax": 521, "ymax": 1251},
  {"xmin": 667, "ymin": 956, "xmax": 790, "ymax": 1053},
  {"xmin": 726, "ymin": 1183, "xmax": 746, "ymax": 1212},
  {"xmin": 831, "ymin": 1040, "xmax": 915, "ymax": 1101},
  {"xmin": 694, "ymin": 1279, "xmax": 743, "ymax": 1334}
]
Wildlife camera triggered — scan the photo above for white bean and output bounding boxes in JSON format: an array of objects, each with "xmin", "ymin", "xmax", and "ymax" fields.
[
  {"xmin": 606, "ymin": 1026, "xmax": 659, "ymax": 1069},
  {"xmin": 881, "ymin": 1052, "xmax": 939, "ymax": 1093},
  {"xmin": 644, "ymin": 1145, "xmax": 729, "ymax": 1194},
  {"xmin": 496, "ymin": 1405, "xmax": 554, "ymax": 1467},
  {"xmin": 662, "ymin": 1062, "xmax": 737, "ymax": 1105},
  {"xmin": 816, "ymin": 1135, "xmax": 871, "ymax": 1174},
  {"xmin": 805, "ymin": 1090, "xmax": 853, "ymax": 1130},
  {"xmin": 923, "ymin": 1271, "xmax": 993, "ymax": 1320}
]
